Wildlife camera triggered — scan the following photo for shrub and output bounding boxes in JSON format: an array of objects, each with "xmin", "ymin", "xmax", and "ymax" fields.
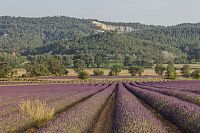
[
  {"xmin": 191, "ymin": 69, "xmax": 200, "ymax": 79},
  {"xmin": 78, "ymin": 70, "xmax": 89, "ymax": 80},
  {"xmin": 19, "ymin": 99, "xmax": 55, "ymax": 124},
  {"xmin": 108, "ymin": 71, "xmax": 114, "ymax": 76},
  {"xmin": 93, "ymin": 69, "xmax": 104, "ymax": 76}
]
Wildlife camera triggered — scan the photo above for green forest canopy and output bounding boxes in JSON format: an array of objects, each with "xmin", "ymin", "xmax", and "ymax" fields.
[{"xmin": 1, "ymin": 16, "xmax": 200, "ymax": 67}]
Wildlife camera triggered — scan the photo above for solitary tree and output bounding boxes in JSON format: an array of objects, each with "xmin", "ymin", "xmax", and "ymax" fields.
[
  {"xmin": 155, "ymin": 64, "xmax": 165, "ymax": 76},
  {"xmin": 109, "ymin": 65, "xmax": 122, "ymax": 76},
  {"xmin": 191, "ymin": 69, "xmax": 200, "ymax": 79},
  {"xmin": 181, "ymin": 65, "xmax": 191, "ymax": 78},
  {"xmin": 48, "ymin": 58, "xmax": 67, "ymax": 76},
  {"xmin": 73, "ymin": 59, "xmax": 85, "ymax": 73},
  {"xmin": 166, "ymin": 63, "xmax": 176, "ymax": 79},
  {"xmin": 128, "ymin": 66, "xmax": 144, "ymax": 76},
  {"xmin": 0, "ymin": 64, "xmax": 12, "ymax": 78}
]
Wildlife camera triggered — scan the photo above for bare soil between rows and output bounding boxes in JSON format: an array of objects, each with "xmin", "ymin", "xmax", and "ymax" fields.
[{"xmin": 91, "ymin": 87, "xmax": 116, "ymax": 133}]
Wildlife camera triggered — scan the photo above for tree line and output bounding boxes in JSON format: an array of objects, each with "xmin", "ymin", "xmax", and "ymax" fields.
[{"xmin": 1, "ymin": 54, "xmax": 200, "ymax": 80}]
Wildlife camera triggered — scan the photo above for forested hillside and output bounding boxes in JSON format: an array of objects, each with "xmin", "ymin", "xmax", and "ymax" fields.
[
  {"xmin": 130, "ymin": 23, "xmax": 200, "ymax": 62},
  {"xmin": 0, "ymin": 16, "xmax": 98, "ymax": 52},
  {"xmin": 1, "ymin": 16, "xmax": 200, "ymax": 67}
]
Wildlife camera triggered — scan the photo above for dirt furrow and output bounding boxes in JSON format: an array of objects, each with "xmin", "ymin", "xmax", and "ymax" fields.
[{"xmin": 91, "ymin": 88, "xmax": 116, "ymax": 133}]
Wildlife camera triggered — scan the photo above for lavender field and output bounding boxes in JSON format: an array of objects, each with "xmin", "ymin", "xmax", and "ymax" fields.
[{"xmin": 1, "ymin": 80, "xmax": 200, "ymax": 133}]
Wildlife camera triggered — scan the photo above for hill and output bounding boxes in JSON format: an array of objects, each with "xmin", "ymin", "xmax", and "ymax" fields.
[
  {"xmin": 22, "ymin": 32, "xmax": 185, "ymax": 67},
  {"xmin": 0, "ymin": 16, "xmax": 98, "ymax": 52},
  {"xmin": 0, "ymin": 16, "xmax": 155, "ymax": 53},
  {"xmin": 1, "ymin": 16, "xmax": 200, "ymax": 66}
]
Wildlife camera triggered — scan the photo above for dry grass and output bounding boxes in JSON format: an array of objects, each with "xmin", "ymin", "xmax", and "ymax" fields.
[
  {"xmin": 19, "ymin": 99, "xmax": 55, "ymax": 124},
  {"xmin": 14, "ymin": 64, "xmax": 200, "ymax": 77},
  {"xmin": 67, "ymin": 68, "xmax": 158, "ymax": 76},
  {"xmin": 12, "ymin": 69, "xmax": 27, "ymax": 77}
]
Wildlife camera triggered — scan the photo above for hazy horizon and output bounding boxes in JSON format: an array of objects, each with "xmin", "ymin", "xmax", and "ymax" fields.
[{"xmin": 0, "ymin": 0, "xmax": 200, "ymax": 26}]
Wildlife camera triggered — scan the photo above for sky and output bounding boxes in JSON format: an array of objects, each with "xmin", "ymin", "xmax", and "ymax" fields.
[{"xmin": 0, "ymin": 0, "xmax": 200, "ymax": 26}]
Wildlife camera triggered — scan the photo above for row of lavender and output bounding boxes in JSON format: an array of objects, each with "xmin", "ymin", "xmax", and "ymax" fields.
[
  {"xmin": 0, "ymin": 83, "xmax": 110, "ymax": 132},
  {"xmin": 1, "ymin": 80, "xmax": 200, "ymax": 132},
  {"xmin": 32, "ymin": 81, "xmax": 200, "ymax": 132},
  {"xmin": 0, "ymin": 82, "xmax": 174, "ymax": 133},
  {"xmin": 126, "ymin": 81, "xmax": 200, "ymax": 133},
  {"xmin": 36, "ymin": 82, "xmax": 182, "ymax": 133},
  {"xmin": 113, "ymin": 83, "xmax": 170, "ymax": 133},
  {"xmin": 36, "ymin": 84, "xmax": 116, "ymax": 132}
]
